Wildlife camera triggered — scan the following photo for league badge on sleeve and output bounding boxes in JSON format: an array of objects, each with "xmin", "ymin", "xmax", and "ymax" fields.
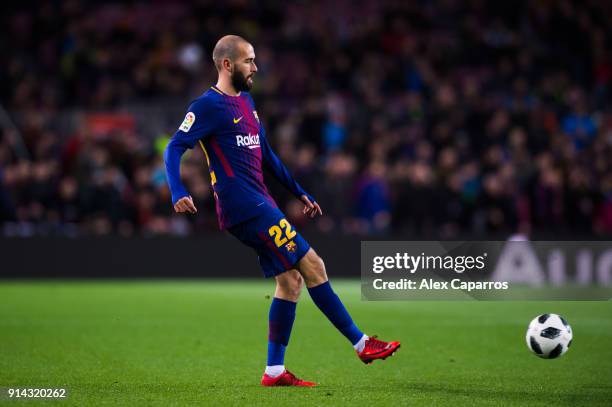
[{"xmin": 179, "ymin": 112, "xmax": 196, "ymax": 132}]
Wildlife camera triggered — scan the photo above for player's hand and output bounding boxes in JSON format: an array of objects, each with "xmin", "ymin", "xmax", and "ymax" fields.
[
  {"xmin": 301, "ymin": 195, "xmax": 322, "ymax": 219},
  {"xmin": 174, "ymin": 196, "xmax": 197, "ymax": 214}
]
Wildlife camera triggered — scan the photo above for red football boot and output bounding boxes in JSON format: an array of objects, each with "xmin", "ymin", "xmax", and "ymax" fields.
[
  {"xmin": 261, "ymin": 370, "xmax": 317, "ymax": 387},
  {"xmin": 357, "ymin": 335, "xmax": 401, "ymax": 364}
]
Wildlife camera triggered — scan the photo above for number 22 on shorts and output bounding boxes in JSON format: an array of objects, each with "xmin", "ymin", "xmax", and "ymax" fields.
[{"xmin": 268, "ymin": 218, "xmax": 296, "ymax": 247}]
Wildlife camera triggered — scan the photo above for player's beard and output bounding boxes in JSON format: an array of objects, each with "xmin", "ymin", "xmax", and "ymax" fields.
[{"xmin": 231, "ymin": 69, "xmax": 252, "ymax": 92}]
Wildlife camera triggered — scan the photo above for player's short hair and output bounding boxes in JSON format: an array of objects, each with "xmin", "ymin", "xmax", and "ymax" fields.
[{"xmin": 212, "ymin": 35, "xmax": 250, "ymax": 71}]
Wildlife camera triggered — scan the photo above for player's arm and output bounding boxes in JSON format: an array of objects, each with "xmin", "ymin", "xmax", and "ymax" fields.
[
  {"xmin": 164, "ymin": 134, "xmax": 197, "ymax": 213},
  {"xmin": 164, "ymin": 100, "xmax": 214, "ymax": 214},
  {"xmin": 260, "ymin": 130, "xmax": 322, "ymax": 218}
]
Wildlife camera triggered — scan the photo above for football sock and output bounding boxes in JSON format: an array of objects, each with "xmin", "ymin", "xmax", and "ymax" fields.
[
  {"xmin": 267, "ymin": 297, "xmax": 296, "ymax": 368},
  {"xmin": 307, "ymin": 281, "xmax": 364, "ymax": 345},
  {"xmin": 353, "ymin": 334, "xmax": 369, "ymax": 353},
  {"xmin": 264, "ymin": 365, "xmax": 285, "ymax": 378}
]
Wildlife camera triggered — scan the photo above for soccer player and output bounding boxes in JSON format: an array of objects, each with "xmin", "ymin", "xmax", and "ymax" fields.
[{"xmin": 164, "ymin": 35, "xmax": 400, "ymax": 387}]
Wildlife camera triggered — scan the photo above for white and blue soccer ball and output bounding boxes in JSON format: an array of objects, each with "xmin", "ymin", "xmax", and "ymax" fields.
[{"xmin": 526, "ymin": 313, "xmax": 573, "ymax": 359}]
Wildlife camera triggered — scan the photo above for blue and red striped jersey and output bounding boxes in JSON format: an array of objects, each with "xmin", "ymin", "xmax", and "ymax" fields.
[{"xmin": 164, "ymin": 85, "xmax": 313, "ymax": 229}]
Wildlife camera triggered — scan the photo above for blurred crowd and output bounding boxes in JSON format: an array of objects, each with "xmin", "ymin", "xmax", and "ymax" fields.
[{"xmin": 1, "ymin": 0, "xmax": 611, "ymax": 238}]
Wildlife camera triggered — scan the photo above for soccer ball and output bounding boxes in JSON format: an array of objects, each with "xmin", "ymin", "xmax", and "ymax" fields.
[{"xmin": 526, "ymin": 313, "xmax": 572, "ymax": 359}]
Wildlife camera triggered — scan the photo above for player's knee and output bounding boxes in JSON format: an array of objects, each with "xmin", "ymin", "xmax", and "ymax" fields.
[
  {"xmin": 295, "ymin": 273, "xmax": 304, "ymax": 290},
  {"xmin": 276, "ymin": 270, "xmax": 303, "ymax": 301},
  {"xmin": 312, "ymin": 253, "xmax": 326, "ymax": 275},
  {"xmin": 300, "ymin": 249, "xmax": 328, "ymax": 286},
  {"xmin": 287, "ymin": 273, "xmax": 304, "ymax": 298},
  {"xmin": 292, "ymin": 274, "xmax": 304, "ymax": 298}
]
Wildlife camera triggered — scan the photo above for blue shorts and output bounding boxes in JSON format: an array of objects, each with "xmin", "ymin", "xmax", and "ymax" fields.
[{"xmin": 228, "ymin": 206, "xmax": 311, "ymax": 278}]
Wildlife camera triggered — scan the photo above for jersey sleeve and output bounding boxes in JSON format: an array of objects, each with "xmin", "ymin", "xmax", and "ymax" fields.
[
  {"xmin": 164, "ymin": 98, "xmax": 217, "ymax": 204},
  {"xmin": 260, "ymin": 127, "xmax": 316, "ymax": 203}
]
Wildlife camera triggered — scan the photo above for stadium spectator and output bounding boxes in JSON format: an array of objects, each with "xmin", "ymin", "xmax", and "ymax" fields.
[{"xmin": 1, "ymin": 0, "xmax": 611, "ymax": 238}]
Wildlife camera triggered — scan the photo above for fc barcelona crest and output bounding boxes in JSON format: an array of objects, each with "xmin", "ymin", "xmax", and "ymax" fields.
[{"xmin": 285, "ymin": 241, "xmax": 296, "ymax": 253}]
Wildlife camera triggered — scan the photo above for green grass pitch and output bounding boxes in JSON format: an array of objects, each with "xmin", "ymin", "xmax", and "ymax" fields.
[{"xmin": 1, "ymin": 280, "xmax": 611, "ymax": 406}]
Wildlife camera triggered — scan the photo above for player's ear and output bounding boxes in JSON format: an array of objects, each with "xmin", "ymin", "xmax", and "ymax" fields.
[{"xmin": 223, "ymin": 58, "xmax": 233, "ymax": 73}]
